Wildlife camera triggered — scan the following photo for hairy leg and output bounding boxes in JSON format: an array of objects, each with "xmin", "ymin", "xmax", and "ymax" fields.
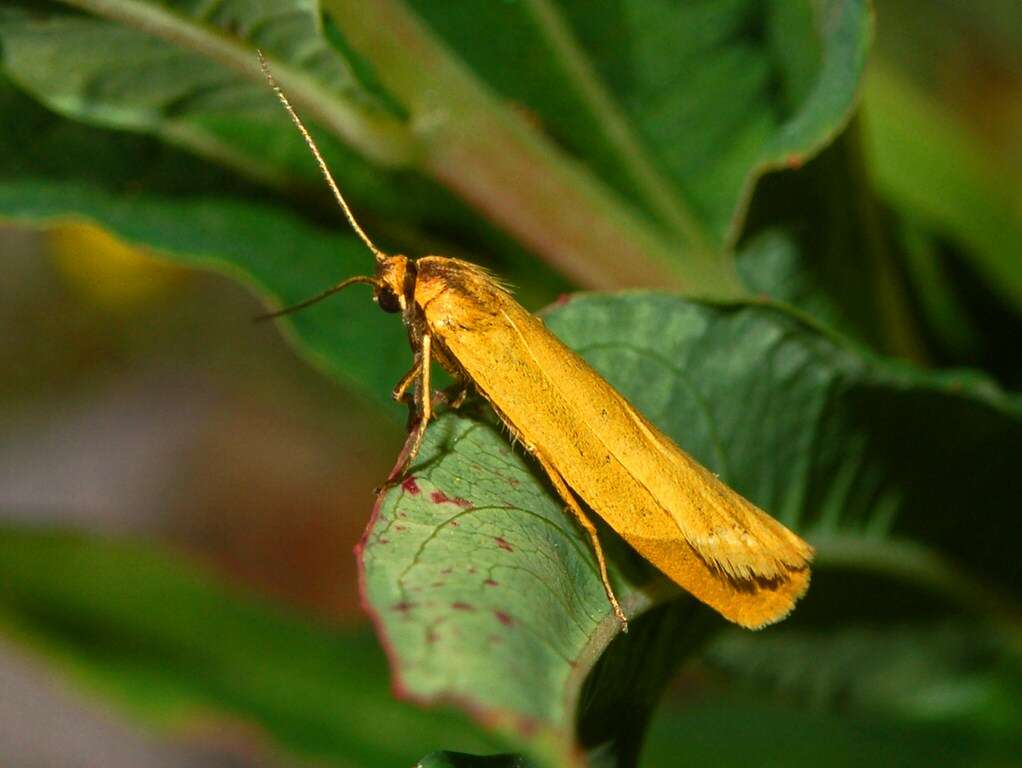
[{"xmin": 533, "ymin": 450, "xmax": 628, "ymax": 630}]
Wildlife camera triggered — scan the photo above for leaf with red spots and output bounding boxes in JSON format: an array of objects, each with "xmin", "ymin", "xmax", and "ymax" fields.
[
  {"xmin": 360, "ymin": 407, "xmax": 665, "ymax": 767},
  {"xmin": 360, "ymin": 292, "xmax": 1022, "ymax": 767}
]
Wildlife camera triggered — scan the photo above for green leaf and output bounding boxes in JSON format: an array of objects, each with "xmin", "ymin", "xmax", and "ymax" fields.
[
  {"xmin": 0, "ymin": 524, "xmax": 506, "ymax": 767},
  {"xmin": 737, "ymin": 228, "xmax": 856, "ymax": 337},
  {"xmin": 360, "ymin": 412, "xmax": 667, "ymax": 767},
  {"xmin": 1, "ymin": 0, "xmax": 871, "ymax": 294},
  {"xmin": 391, "ymin": 0, "xmax": 871, "ymax": 248},
  {"xmin": 641, "ymin": 688, "xmax": 1022, "ymax": 768},
  {"xmin": 738, "ymin": 127, "xmax": 929, "ymax": 362},
  {"xmin": 0, "ymin": 0, "xmax": 412, "ymax": 164},
  {"xmin": 4, "ymin": 4, "xmax": 1018, "ymax": 767},
  {"xmin": 0, "ymin": 0, "xmax": 679, "ymax": 291},
  {"xmin": 705, "ymin": 622, "xmax": 1022, "ymax": 731},
  {"xmin": 0, "ymin": 3, "xmax": 466, "ymax": 223},
  {"xmin": 0, "ymin": 74, "xmax": 409, "ymax": 409},
  {"xmin": 0, "ymin": 0, "xmax": 881, "ymax": 450},
  {"xmin": 362, "ymin": 292, "xmax": 1022, "ymax": 766}
]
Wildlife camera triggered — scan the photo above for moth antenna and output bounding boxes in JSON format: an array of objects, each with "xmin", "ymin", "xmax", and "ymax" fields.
[
  {"xmin": 254, "ymin": 275, "xmax": 381, "ymax": 321},
  {"xmin": 256, "ymin": 49, "xmax": 386, "ymax": 264}
]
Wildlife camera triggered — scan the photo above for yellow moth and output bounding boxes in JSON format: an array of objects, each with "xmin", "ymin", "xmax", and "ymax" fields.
[{"xmin": 258, "ymin": 53, "xmax": 812, "ymax": 631}]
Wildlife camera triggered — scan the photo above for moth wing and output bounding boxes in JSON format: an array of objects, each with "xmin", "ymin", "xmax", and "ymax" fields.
[
  {"xmin": 413, "ymin": 261, "xmax": 812, "ymax": 627},
  {"xmin": 565, "ymin": 395, "xmax": 812, "ymax": 628},
  {"xmin": 621, "ymin": 398, "xmax": 814, "ymax": 581}
]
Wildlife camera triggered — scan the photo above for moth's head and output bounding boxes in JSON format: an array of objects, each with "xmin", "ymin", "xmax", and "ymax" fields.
[{"xmin": 374, "ymin": 254, "xmax": 416, "ymax": 314}]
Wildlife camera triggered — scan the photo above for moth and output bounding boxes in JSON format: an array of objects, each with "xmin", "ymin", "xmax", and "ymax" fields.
[{"xmin": 258, "ymin": 52, "xmax": 812, "ymax": 631}]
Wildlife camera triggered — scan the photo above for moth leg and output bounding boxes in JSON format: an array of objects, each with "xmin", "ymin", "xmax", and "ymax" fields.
[
  {"xmin": 435, "ymin": 379, "xmax": 469, "ymax": 410},
  {"xmin": 383, "ymin": 336, "xmax": 435, "ymax": 486},
  {"xmin": 392, "ymin": 359, "xmax": 421, "ymax": 404},
  {"xmin": 533, "ymin": 451, "xmax": 628, "ymax": 631},
  {"xmin": 447, "ymin": 385, "xmax": 469, "ymax": 410},
  {"xmin": 403, "ymin": 333, "xmax": 433, "ymax": 468}
]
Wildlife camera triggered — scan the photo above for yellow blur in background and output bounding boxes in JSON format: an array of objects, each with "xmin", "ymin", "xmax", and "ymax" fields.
[{"xmin": 49, "ymin": 222, "xmax": 187, "ymax": 309}]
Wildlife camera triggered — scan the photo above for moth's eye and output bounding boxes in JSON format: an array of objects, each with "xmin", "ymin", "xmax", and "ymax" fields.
[{"xmin": 376, "ymin": 287, "xmax": 402, "ymax": 314}]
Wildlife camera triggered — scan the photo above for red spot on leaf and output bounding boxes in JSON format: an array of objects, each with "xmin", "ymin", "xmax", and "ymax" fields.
[
  {"xmin": 451, "ymin": 601, "xmax": 475, "ymax": 611},
  {"xmin": 431, "ymin": 490, "xmax": 472, "ymax": 508},
  {"xmin": 394, "ymin": 524, "xmax": 406, "ymax": 531},
  {"xmin": 785, "ymin": 153, "xmax": 804, "ymax": 169},
  {"xmin": 378, "ymin": 537, "xmax": 390, "ymax": 545},
  {"xmin": 553, "ymin": 293, "xmax": 572, "ymax": 307},
  {"xmin": 494, "ymin": 610, "xmax": 513, "ymax": 627},
  {"xmin": 391, "ymin": 601, "xmax": 415, "ymax": 614},
  {"xmin": 402, "ymin": 477, "xmax": 421, "ymax": 495},
  {"xmin": 467, "ymin": 566, "xmax": 477, "ymax": 575},
  {"xmin": 494, "ymin": 537, "xmax": 514, "ymax": 552},
  {"xmin": 448, "ymin": 520, "xmax": 460, "ymax": 527},
  {"xmin": 484, "ymin": 578, "xmax": 499, "ymax": 587}
]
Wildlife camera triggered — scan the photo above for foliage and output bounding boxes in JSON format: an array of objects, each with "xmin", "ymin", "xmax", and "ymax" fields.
[{"xmin": 1, "ymin": 1, "xmax": 1020, "ymax": 767}]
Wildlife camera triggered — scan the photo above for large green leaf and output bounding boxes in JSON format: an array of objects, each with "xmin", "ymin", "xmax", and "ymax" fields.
[
  {"xmin": 0, "ymin": 524, "xmax": 505, "ymax": 766},
  {"xmin": 401, "ymin": 0, "xmax": 872, "ymax": 246},
  {"xmin": 0, "ymin": 2, "xmax": 456, "ymax": 222},
  {"xmin": 1, "ymin": 0, "xmax": 872, "ymax": 293},
  {"xmin": 362, "ymin": 292, "xmax": 1022, "ymax": 766},
  {"xmin": 705, "ymin": 622, "xmax": 1022, "ymax": 730},
  {"xmin": 0, "ymin": 0, "xmax": 412, "ymax": 165},
  {"xmin": 686, "ymin": 620, "xmax": 1022, "ymax": 766},
  {"xmin": 322, "ymin": 0, "xmax": 871, "ymax": 290}
]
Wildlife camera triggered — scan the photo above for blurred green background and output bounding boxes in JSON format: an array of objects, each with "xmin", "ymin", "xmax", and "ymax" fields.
[{"xmin": 2, "ymin": 1, "xmax": 1022, "ymax": 766}]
